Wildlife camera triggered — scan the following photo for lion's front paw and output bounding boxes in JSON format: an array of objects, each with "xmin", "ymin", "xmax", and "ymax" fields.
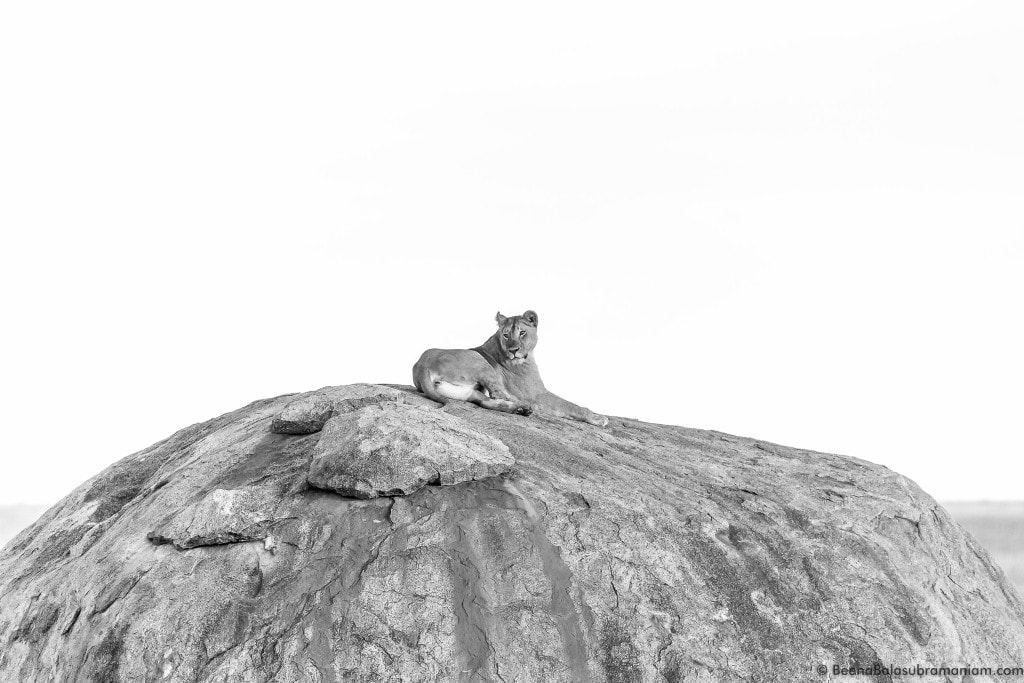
[
  {"xmin": 587, "ymin": 413, "xmax": 609, "ymax": 427},
  {"xmin": 515, "ymin": 403, "xmax": 534, "ymax": 416}
]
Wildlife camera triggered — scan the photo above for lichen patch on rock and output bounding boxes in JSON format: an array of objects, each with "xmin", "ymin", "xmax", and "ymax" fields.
[{"xmin": 306, "ymin": 402, "xmax": 515, "ymax": 498}]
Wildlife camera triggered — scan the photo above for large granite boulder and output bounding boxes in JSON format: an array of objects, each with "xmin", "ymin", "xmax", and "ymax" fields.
[{"xmin": 1, "ymin": 383, "xmax": 1022, "ymax": 682}]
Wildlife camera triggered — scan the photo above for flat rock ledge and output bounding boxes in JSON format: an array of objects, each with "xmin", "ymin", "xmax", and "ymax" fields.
[
  {"xmin": 307, "ymin": 401, "xmax": 514, "ymax": 499},
  {"xmin": 2, "ymin": 383, "xmax": 1023, "ymax": 683}
]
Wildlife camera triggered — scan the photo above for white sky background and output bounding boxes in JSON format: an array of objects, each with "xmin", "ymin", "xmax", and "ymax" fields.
[{"xmin": 1, "ymin": 2, "xmax": 1021, "ymax": 505}]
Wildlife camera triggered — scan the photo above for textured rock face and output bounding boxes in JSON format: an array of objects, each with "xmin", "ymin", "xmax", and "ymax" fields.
[{"xmin": 1, "ymin": 384, "xmax": 1023, "ymax": 683}]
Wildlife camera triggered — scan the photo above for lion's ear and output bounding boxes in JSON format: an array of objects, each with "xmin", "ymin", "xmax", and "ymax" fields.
[
  {"xmin": 521, "ymin": 310, "xmax": 538, "ymax": 327},
  {"xmin": 495, "ymin": 311, "xmax": 508, "ymax": 326}
]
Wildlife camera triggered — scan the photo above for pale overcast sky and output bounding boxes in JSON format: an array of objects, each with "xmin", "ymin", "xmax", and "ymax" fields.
[{"xmin": 1, "ymin": 2, "xmax": 1021, "ymax": 505}]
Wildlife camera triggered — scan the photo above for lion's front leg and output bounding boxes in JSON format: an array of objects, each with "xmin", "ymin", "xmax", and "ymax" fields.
[
  {"xmin": 535, "ymin": 391, "xmax": 608, "ymax": 427},
  {"xmin": 478, "ymin": 376, "xmax": 533, "ymax": 416}
]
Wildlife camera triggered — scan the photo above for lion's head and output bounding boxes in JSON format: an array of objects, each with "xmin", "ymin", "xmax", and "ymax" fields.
[{"xmin": 495, "ymin": 310, "xmax": 538, "ymax": 364}]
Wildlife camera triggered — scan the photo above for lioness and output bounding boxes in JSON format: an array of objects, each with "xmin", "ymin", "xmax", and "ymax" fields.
[{"xmin": 412, "ymin": 310, "xmax": 609, "ymax": 427}]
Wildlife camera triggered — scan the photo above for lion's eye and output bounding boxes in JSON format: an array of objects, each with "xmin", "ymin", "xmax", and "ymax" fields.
[
  {"xmin": 519, "ymin": 330, "xmax": 526, "ymax": 338},
  {"xmin": 502, "ymin": 333, "xmax": 509, "ymax": 339}
]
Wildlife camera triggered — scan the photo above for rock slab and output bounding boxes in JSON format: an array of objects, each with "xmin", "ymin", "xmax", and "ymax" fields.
[
  {"xmin": 1, "ymin": 383, "xmax": 1023, "ymax": 682},
  {"xmin": 307, "ymin": 402, "xmax": 514, "ymax": 498}
]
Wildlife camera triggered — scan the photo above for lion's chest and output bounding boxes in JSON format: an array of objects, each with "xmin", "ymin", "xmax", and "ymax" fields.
[{"xmin": 499, "ymin": 363, "xmax": 544, "ymax": 401}]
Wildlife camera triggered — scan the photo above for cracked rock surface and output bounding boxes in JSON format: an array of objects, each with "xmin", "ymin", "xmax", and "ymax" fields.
[{"xmin": 1, "ymin": 383, "xmax": 1023, "ymax": 682}]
